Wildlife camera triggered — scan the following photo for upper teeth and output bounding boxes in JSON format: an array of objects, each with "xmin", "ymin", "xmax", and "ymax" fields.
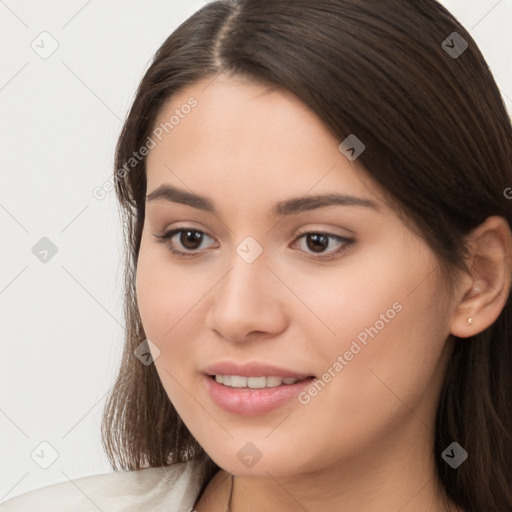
[{"xmin": 214, "ymin": 375, "xmax": 301, "ymax": 388}]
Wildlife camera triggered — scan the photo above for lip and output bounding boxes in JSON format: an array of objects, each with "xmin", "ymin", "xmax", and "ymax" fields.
[
  {"xmin": 202, "ymin": 374, "xmax": 315, "ymax": 416},
  {"xmin": 203, "ymin": 361, "xmax": 314, "ymax": 379}
]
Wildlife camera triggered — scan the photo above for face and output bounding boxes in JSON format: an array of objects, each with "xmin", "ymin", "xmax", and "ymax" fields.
[{"xmin": 136, "ymin": 74, "xmax": 455, "ymax": 477}]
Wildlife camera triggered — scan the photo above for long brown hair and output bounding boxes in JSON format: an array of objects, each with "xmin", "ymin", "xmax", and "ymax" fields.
[{"xmin": 101, "ymin": 1, "xmax": 512, "ymax": 510}]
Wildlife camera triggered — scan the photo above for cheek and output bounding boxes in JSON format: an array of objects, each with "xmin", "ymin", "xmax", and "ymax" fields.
[
  {"xmin": 135, "ymin": 243, "xmax": 199, "ymax": 341},
  {"xmin": 135, "ymin": 244, "xmax": 218, "ymax": 390},
  {"xmin": 135, "ymin": 253, "xmax": 201, "ymax": 401},
  {"xmin": 294, "ymin": 237, "xmax": 441, "ymax": 350},
  {"xmin": 302, "ymin": 276, "xmax": 448, "ymax": 444},
  {"xmin": 289, "ymin": 245, "xmax": 448, "ymax": 406},
  {"xmin": 275, "ymin": 244, "xmax": 410, "ymax": 352}
]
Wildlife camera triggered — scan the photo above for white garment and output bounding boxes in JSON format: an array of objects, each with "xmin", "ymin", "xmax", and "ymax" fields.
[{"xmin": 0, "ymin": 460, "xmax": 203, "ymax": 511}]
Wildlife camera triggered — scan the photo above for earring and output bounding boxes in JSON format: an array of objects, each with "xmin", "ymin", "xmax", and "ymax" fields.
[{"xmin": 467, "ymin": 317, "xmax": 473, "ymax": 325}]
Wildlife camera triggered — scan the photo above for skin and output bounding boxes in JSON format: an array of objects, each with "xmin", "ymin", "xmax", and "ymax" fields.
[{"xmin": 135, "ymin": 74, "xmax": 511, "ymax": 512}]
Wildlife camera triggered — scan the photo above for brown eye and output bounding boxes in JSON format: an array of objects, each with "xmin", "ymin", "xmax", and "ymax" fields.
[
  {"xmin": 305, "ymin": 233, "xmax": 329, "ymax": 253},
  {"xmin": 180, "ymin": 230, "xmax": 204, "ymax": 250},
  {"xmin": 153, "ymin": 227, "xmax": 217, "ymax": 256},
  {"xmin": 293, "ymin": 231, "xmax": 354, "ymax": 259}
]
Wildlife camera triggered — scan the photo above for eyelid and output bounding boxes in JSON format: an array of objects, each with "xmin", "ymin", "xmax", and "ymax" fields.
[
  {"xmin": 293, "ymin": 225, "xmax": 353, "ymax": 239},
  {"xmin": 153, "ymin": 221, "xmax": 216, "ymax": 243}
]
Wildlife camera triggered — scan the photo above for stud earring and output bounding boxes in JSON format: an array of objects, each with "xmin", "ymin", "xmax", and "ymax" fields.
[{"xmin": 467, "ymin": 317, "xmax": 473, "ymax": 325}]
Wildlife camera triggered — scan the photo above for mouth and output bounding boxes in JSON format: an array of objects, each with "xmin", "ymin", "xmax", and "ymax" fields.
[
  {"xmin": 201, "ymin": 361, "xmax": 316, "ymax": 415},
  {"xmin": 202, "ymin": 371, "xmax": 316, "ymax": 416}
]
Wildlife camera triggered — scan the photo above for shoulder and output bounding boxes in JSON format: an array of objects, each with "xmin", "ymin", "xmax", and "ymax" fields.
[{"xmin": 0, "ymin": 460, "xmax": 203, "ymax": 512}]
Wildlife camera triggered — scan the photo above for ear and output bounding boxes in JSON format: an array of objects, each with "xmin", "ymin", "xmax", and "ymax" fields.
[{"xmin": 450, "ymin": 215, "xmax": 512, "ymax": 338}]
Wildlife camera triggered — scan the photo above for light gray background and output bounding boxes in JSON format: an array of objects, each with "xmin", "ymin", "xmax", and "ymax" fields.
[{"xmin": 1, "ymin": 0, "xmax": 511, "ymax": 502}]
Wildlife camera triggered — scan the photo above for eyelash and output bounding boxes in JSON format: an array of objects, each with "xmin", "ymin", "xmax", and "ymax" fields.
[{"xmin": 152, "ymin": 227, "xmax": 355, "ymax": 261}]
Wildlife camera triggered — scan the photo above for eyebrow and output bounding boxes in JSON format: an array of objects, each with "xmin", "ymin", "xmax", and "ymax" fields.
[{"xmin": 146, "ymin": 184, "xmax": 380, "ymax": 215}]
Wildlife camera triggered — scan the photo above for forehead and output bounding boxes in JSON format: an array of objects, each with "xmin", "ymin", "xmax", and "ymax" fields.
[{"xmin": 145, "ymin": 75, "xmax": 385, "ymax": 210}]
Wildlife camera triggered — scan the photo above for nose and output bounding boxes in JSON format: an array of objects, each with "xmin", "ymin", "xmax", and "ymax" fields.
[{"xmin": 204, "ymin": 250, "xmax": 288, "ymax": 343}]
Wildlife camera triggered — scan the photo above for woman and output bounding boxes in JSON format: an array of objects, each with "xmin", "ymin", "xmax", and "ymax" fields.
[{"xmin": 2, "ymin": 1, "xmax": 511, "ymax": 511}]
